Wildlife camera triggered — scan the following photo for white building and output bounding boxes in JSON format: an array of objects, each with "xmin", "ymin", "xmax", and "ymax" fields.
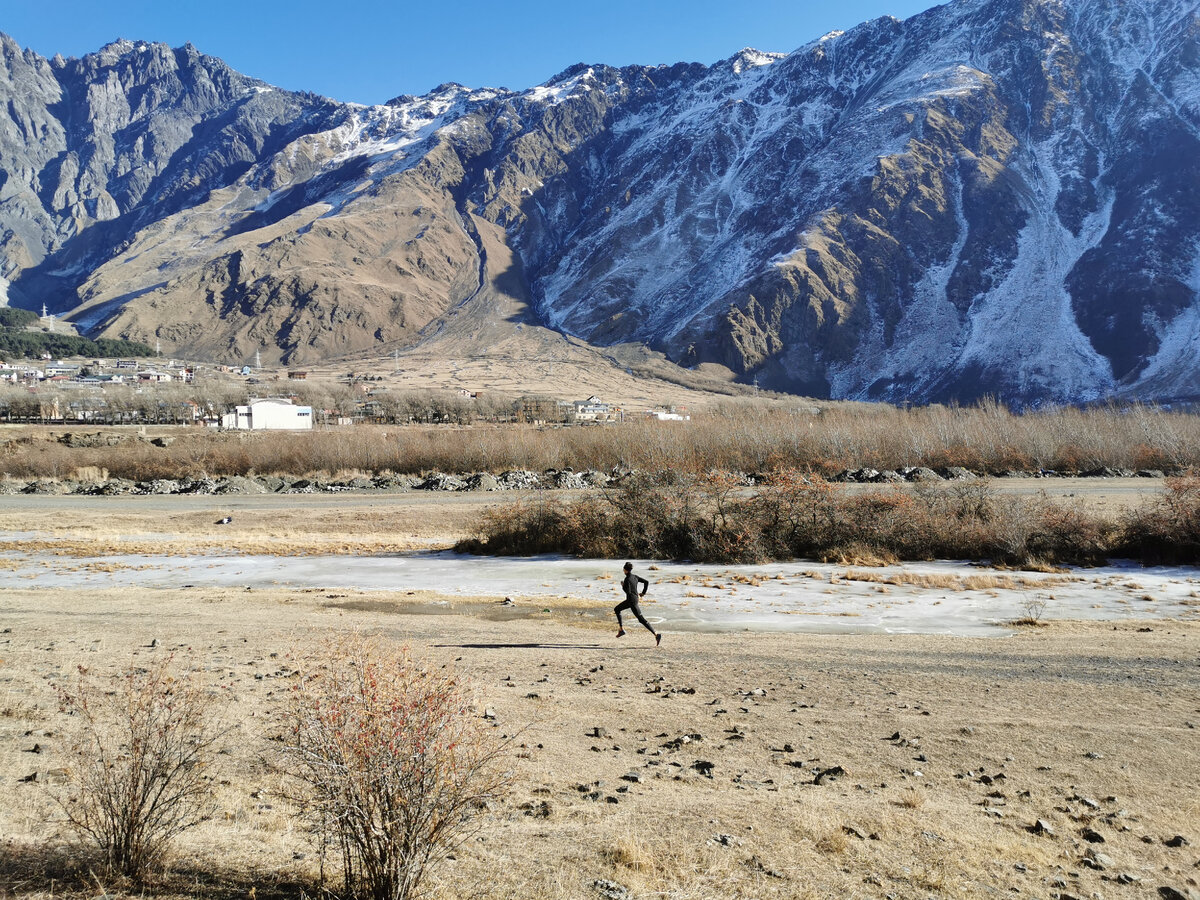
[
  {"xmin": 221, "ymin": 398, "xmax": 313, "ymax": 430},
  {"xmin": 573, "ymin": 396, "xmax": 610, "ymax": 421}
]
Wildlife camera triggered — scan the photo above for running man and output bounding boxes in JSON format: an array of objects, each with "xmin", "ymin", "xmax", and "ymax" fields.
[{"xmin": 615, "ymin": 561, "xmax": 661, "ymax": 645}]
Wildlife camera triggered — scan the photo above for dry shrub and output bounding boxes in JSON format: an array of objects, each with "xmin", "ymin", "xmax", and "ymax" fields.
[
  {"xmin": 461, "ymin": 471, "xmax": 1141, "ymax": 566},
  {"xmin": 896, "ymin": 788, "xmax": 927, "ymax": 809},
  {"xmin": 605, "ymin": 833, "xmax": 657, "ymax": 873},
  {"xmin": 70, "ymin": 465, "xmax": 108, "ymax": 481},
  {"xmin": 6, "ymin": 399, "xmax": 1200, "ymax": 479},
  {"xmin": 51, "ymin": 655, "xmax": 226, "ymax": 881},
  {"xmin": 1014, "ymin": 595, "xmax": 1050, "ymax": 626},
  {"xmin": 1120, "ymin": 474, "xmax": 1200, "ymax": 564},
  {"xmin": 273, "ymin": 635, "xmax": 511, "ymax": 900},
  {"xmin": 815, "ymin": 828, "xmax": 848, "ymax": 855}
]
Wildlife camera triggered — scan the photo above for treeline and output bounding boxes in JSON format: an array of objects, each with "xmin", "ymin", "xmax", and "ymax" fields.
[
  {"xmin": 0, "ymin": 328, "xmax": 154, "ymax": 360},
  {"xmin": 0, "ymin": 308, "xmax": 39, "ymax": 327},
  {"xmin": 457, "ymin": 471, "xmax": 1200, "ymax": 567}
]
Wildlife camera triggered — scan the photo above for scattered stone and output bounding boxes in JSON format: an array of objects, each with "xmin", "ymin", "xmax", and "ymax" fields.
[
  {"xmin": 416, "ymin": 472, "xmax": 467, "ymax": 491},
  {"xmin": 1081, "ymin": 849, "xmax": 1113, "ymax": 870},
  {"xmin": 937, "ymin": 466, "xmax": 977, "ymax": 480},
  {"xmin": 745, "ymin": 855, "xmax": 785, "ymax": 878},
  {"xmin": 813, "ymin": 765, "xmax": 846, "ymax": 785},
  {"xmin": 482, "ymin": 708, "xmax": 497, "ymax": 720},
  {"xmin": 497, "ymin": 470, "xmax": 542, "ymax": 490},
  {"xmin": 691, "ymin": 760, "xmax": 715, "ymax": 778},
  {"xmin": 1165, "ymin": 835, "xmax": 1190, "ymax": 848},
  {"xmin": 1029, "ymin": 819, "xmax": 1057, "ymax": 837},
  {"xmin": 591, "ymin": 879, "xmax": 630, "ymax": 900},
  {"xmin": 1081, "ymin": 827, "xmax": 1106, "ymax": 843},
  {"xmin": 1157, "ymin": 887, "xmax": 1195, "ymax": 900},
  {"xmin": 620, "ymin": 772, "xmax": 643, "ymax": 784},
  {"xmin": 711, "ymin": 833, "xmax": 738, "ymax": 847},
  {"xmin": 23, "ymin": 479, "xmax": 69, "ymax": 495},
  {"xmin": 843, "ymin": 825, "xmax": 868, "ymax": 840},
  {"xmin": 590, "ymin": 726, "xmax": 609, "ymax": 739},
  {"xmin": 900, "ymin": 466, "xmax": 942, "ymax": 482},
  {"xmin": 463, "ymin": 473, "xmax": 500, "ymax": 491},
  {"xmin": 135, "ymin": 478, "xmax": 181, "ymax": 494}
]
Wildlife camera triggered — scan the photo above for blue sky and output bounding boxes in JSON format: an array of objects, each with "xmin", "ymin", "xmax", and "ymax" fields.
[{"xmin": 4, "ymin": 0, "xmax": 942, "ymax": 105}]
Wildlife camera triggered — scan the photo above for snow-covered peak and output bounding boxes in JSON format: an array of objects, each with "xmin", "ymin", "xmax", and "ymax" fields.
[
  {"xmin": 728, "ymin": 48, "xmax": 786, "ymax": 74},
  {"xmin": 524, "ymin": 66, "xmax": 600, "ymax": 104}
]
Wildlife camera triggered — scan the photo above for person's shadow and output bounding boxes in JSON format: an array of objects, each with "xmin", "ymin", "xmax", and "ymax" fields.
[{"xmin": 436, "ymin": 642, "xmax": 633, "ymax": 650}]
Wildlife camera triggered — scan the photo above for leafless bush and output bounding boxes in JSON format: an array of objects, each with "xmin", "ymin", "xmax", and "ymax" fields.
[
  {"xmin": 1119, "ymin": 474, "xmax": 1200, "ymax": 564},
  {"xmin": 50, "ymin": 655, "xmax": 226, "ymax": 881},
  {"xmin": 273, "ymin": 635, "xmax": 512, "ymax": 900},
  {"xmin": 1016, "ymin": 595, "xmax": 1050, "ymax": 626},
  {"xmin": 460, "ymin": 471, "xmax": 1133, "ymax": 566}
]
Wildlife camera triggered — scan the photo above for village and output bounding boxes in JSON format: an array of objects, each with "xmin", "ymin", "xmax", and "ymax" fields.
[{"xmin": 0, "ymin": 354, "xmax": 691, "ymax": 428}]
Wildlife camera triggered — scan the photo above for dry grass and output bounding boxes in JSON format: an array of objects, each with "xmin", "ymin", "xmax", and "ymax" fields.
[
  {"xmin": 0, "ymin": 529, "xmax": 1197, "ymax": 900},
  {"xmin": 3, "ymin": 399, "xmax": 1199, "ymax": 480}
]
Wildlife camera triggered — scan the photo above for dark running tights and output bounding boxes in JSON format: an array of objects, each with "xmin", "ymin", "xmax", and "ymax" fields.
[{"xmin": 615, "ymin": 598, "xmax": 655, "ymax": 634}]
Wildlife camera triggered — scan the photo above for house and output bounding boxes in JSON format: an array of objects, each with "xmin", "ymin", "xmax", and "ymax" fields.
[
  {"xmin": 648, "ymin": 409, "xmax": 690, "ymax": 421},
  {"xmin": 43, "ymin": 362, "xmax": 79, "ymax": 378},
  {"xmin": 287, "ymin": 370, "xmax": 308, "ymax": 380},
  {"xmin": 573, "ymin": 396, "xmax": 610, "ymax": 421},
  {"xmin": 220, "ymin": 398, "xmax": 313, "ymax": 430},
  {"xmin": 137, "ymin": 370, "xmax": 173, "ymax": 383}
]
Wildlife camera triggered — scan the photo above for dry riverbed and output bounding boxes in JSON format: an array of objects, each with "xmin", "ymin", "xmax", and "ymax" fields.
[{"xmin": 0, "ymin": 492, "xmax": 1198, "ymax": 900}]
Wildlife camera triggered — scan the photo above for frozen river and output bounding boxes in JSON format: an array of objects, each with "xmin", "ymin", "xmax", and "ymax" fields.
[{"xmin": 4, "ymin": 547, "xmax": 1198, "ymax": 636}]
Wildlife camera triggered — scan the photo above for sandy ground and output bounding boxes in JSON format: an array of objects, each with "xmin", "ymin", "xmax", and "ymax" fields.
[{"xmin": 1, "ymin": 493, "xmax": 1198, "ymax": 900}]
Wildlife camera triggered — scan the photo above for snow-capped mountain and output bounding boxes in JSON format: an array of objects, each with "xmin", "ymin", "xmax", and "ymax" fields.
[{"xmin": 1, "ymin": 0, "xmax": 1198, "ymax": 404}]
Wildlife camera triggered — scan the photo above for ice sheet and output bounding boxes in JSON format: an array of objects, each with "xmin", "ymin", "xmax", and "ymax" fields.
[{"xmin": 3, "ymin": 550, "xmax": 1197, "ymax": 637}]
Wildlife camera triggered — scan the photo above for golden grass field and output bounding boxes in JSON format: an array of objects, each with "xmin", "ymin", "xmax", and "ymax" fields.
[{"xmin": 1, "ymin": 492, "xmax": 1198, "ymax": 900}]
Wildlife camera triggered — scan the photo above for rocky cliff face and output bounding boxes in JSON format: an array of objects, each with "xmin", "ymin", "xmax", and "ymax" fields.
[{"xmin": 1, "ymin": 0, "xmax": 1198, "ymax": 404}]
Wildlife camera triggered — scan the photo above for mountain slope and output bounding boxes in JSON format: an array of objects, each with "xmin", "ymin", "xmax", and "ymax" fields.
[{"xmin": 1, "ymin": 0, "xmax": 1198, "ymax": 404}]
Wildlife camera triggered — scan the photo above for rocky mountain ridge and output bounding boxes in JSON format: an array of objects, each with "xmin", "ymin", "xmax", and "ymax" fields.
[{"xmin": 1, "ymin": 0, "xmax": 1198, "ymax": 404}]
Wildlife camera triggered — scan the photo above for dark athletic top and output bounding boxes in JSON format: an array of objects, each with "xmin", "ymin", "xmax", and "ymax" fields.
[{"xmin": 622, "ymin": 571, "xmax": 648, "ymax": 603}]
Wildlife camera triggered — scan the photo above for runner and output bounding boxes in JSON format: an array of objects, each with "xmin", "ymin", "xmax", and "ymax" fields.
[{"xmin": 615, "ymin": 561, "xmax": 661, "ymax": 646}]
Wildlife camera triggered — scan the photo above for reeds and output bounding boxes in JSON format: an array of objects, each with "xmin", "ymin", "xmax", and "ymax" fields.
[{"xmin": 3, "ymin": 399, "xmax": 1197, "ymax": 479}]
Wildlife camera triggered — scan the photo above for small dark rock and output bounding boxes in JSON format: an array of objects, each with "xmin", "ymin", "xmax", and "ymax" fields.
[
  {"xmin": 1028, "ymin": 819, "xmax": 1056, "ymax": 837},
  {"xmin": 814, "ymin": 765, "xmax": 846, "ymax": 785}
]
